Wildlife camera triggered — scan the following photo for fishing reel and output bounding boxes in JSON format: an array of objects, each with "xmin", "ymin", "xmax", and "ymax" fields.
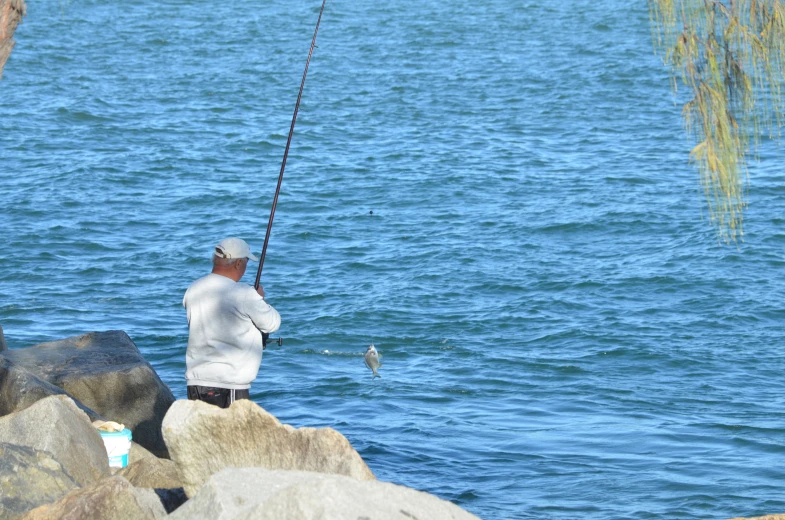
[{"xmin": 262, "ymin": 333, "xmax": 283, "ymax": 350}]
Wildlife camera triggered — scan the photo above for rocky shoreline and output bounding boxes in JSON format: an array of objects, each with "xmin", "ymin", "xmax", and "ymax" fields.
[{"xmin": 0, "ymin": 329, "xmax": 479, "ymax": 519}]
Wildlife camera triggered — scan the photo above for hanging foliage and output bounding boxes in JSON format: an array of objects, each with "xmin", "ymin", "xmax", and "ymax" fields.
[{"xmin": 649, "ymin": 0, "xmax": 785, "ymax": 243}]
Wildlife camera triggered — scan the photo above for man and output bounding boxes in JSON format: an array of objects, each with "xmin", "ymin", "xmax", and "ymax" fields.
[{"xmin": 183, "ymin": 237, "xmax": 281, "ymax": 408}]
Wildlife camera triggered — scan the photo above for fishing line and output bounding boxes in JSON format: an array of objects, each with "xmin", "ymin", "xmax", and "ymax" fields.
[{"xmin": 254, "ymin": 0, "xmax": 327, "ymax": 290}]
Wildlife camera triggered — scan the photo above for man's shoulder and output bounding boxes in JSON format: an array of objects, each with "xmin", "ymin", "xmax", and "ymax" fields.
[
  {"xmin": 230, "ymin": 282, "xmax": 261, "ymax": 301},
  {"xmin": 186, "ymin": 274, "xmax": 233, "ymax": 296}
]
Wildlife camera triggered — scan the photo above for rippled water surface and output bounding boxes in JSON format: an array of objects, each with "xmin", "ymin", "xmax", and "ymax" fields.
[{"xmin": 3, "ymin": 1, "xmax": 785, "ymax": 519}]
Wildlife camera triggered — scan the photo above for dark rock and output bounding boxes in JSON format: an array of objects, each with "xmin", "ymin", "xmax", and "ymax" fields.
[
  {"xmin": 0, "ymin": 442, "xmax": 79, "ymax": 520},
  {"xmin": 153, "ymin": 488, "xmax": 188, "ymax": 514},
  {"xmin": 2, "ymin": 330, "xmax": 175, "ymax": 458},
  {"xmin": 17, "ymin": 475, "xmax": 167, "ymax": 520},
  {"xmin": 0, "ymin": 324, "xmax": 7, "ymax": 352},
  {"xmin": 0, "ymin": 395, "xmax": 110, "ymax": 487},
  {"xmin": 0, "ymin": 356, "xmax": 98, "ymax": 419}
]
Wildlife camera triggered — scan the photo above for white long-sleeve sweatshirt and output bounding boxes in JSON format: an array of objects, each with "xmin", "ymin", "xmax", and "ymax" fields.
[{"xmin": 183, "ymin": 273, "xmax": 281, "ymax": 389}]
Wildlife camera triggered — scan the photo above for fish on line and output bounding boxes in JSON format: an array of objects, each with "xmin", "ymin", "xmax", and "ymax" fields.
[{"xmin": 364, "ymin": 344, "xmax": 382, "ymax": 379}]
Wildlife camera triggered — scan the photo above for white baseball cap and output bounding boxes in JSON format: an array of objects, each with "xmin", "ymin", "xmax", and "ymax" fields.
[{"xmin": 214, "ymin": 237, "xmax": 259, "ymax": 262}]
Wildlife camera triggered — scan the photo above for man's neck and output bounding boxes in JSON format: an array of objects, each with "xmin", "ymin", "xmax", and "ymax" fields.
[{"xmin": 211, "ymin": 267, "xmax": 241, "ymax": 282}]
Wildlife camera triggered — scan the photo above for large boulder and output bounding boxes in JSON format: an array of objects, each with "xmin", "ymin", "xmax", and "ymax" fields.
[
  {"xmin": 168, "ymin": 467, "xmax": 480, "ymax": 520},
  {"xmin": 0, "ymin": 357, "xmax": 98, "ymax": 419},
  {"xmin": 18, "ymin": 475, "xmax": 167, "ymax": 520},
  {"xmin": 0, "ymin": 443, "xmax": 79, "ymax": 520},
  {"xmin": 162, "ymin": 399, "xmax": 376, "ymax": 497},
  {"xmin": 2, "ymin": 331, "xmax": 175, "ymax": 457},
  {"xmin": 113, "ymin": 449, "xmax": 187, "ymax": 514},
  {"xmin": 127, "ymin": 441, "xmax": 159, "ymax": 465},
  {"xmin": 0, "ymin": 395, "xmax": 110, "ymax": 487},
  {"xmin": 116, "ymin": 457, "xmax": 182, "ymax": 490}
]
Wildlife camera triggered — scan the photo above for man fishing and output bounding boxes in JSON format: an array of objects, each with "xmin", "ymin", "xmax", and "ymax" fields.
[
  {"xmin": 182, "ymin": 0, "xmax": 324, "ymax": 408},
  {"xmin": 183, "ymin": 237, "xmax": 281, "ymax": 408}
]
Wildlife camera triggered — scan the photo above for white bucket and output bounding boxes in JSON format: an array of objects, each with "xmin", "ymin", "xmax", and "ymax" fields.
[{"xmin": 98, "ymin": 428, "xmax": 132, "ymax": 468}]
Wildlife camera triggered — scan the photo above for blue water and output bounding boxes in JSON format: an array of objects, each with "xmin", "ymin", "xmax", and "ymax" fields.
[{"xmin": 3, "ymin": 1, "xmax": 785, "ymax": 518}]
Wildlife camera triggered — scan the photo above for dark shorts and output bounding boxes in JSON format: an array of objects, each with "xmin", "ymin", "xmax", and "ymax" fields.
[{"xmin": 187, "ymin": 385, "xmax": 250, "ymax": 409}]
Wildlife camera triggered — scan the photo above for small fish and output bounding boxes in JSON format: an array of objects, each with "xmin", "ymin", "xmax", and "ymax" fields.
[{"xmin": 364, "ymin": 344, "xmax": 382, "ymax": 379}]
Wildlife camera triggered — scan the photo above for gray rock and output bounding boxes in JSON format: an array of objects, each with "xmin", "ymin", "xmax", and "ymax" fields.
[
  {"xmin": 0, "ymin": 395, "xmax": 110, "ymax": 487},
  {"xmin": 0, "ymin": 324, "xmax": 7, "ymax": 352},
  {"xmin": 168, "ymin": 467, "xmax": 480, "ymax": 520},
  {"xmin": 112, "ymin": 441, "xmax": 188, "ymax": 513},
  {"xmin": 0, "ymin": 442, "xmax": 79, "ymax": 520},
  {"xmin": 116, "ymin": 457, "xmax": 182, "ymax": 490},
  {"xmin": 17, "ymin": 475, "xmax": 167, "ymax": 520},
  {"xmin": 128, "ymin": 441, "xmax": 159, "ymax": 465},
  {"xmin": 0, "ymin": 357, "xmax": 98, "ymax": 419},
  {"xmin": 2, "ymin": 330, "xmax": 175, "ymax": 457},
  {"xmin": 162, "ymin": 399, "xmax": 376, "ymax": 497},
  {"xmin": 0, "ymin": 395, "xmax": 109, "ymax": 486},
  {"xmin": 129, "ymin": 486, "xmax": 170, "ymax": 520}
]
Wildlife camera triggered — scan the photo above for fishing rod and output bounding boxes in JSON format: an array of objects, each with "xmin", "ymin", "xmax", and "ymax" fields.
[
  {"xmin": 254, "ymin": 0, "xmax": 327, "ymax": 291},
  {"xmin": 254, "ymin": 0, "xmax": 327, "ymax": 348}
]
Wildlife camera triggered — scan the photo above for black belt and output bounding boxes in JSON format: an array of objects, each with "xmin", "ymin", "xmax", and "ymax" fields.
[{"xmin": 187, "ymin": 385, "xmax": 250, "ymax": 409}]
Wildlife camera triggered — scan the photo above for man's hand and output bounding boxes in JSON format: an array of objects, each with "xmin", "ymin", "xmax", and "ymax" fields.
[{"xmin": 256, "ymin": 286, "xmax": 266, "ymax": 299}]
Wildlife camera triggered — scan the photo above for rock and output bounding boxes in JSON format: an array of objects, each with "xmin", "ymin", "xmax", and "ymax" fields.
[
  {"xmin": 0, "ymin": 324, "xmax": 7, "ymax": 352},
  {"xmin": 2, "ymin": 330, "xmax": 175, "ymax": 457},
  {"xmin": 162, "ymin": 399, "xmax": 376, "ymax": 497},
  {"xmin": 110, "ymin": 441, "xmax": 187, "ymax": 513},
  {"xmin": 117, "ymin": 435, "xmax": 189, "ymax": 513},
  {"xmin": 0, "ymin": 357, "xmax": 99, "ymax": 419},
  {"xmin": 116, "ymin": 457, "xmax": 182, "ymax": 490},
  {"xmin": 128, "ymin": 441, "xmax": 159, "ymax": 465},
  {"xmin": 110, "ymin": 442, "xmax": 159, "ymax": 475},
  {"xmin": 0, "ymin": 0, "xmax": 26, "ymax": 80},
  {"xmin": 17, "ymin": 475, "xmax": 167, "ymax": 520},
  {"xmin": 0, "ymin": 395, "xmax": 110, "ymax": 487},
  {"xmin": 0, "ymin": 443, "xmax": 79, "ymax": 520},
  {"xmin": 731, "ymin": 514, "xmax": 785, "ymax": 520},
  {"xmin": 168, "ymin": 467, "xmax": 480, "ymax": 520},
  {"xmin": 153, "ymin": 488, "xmax": 188, "ymax": 515}
]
